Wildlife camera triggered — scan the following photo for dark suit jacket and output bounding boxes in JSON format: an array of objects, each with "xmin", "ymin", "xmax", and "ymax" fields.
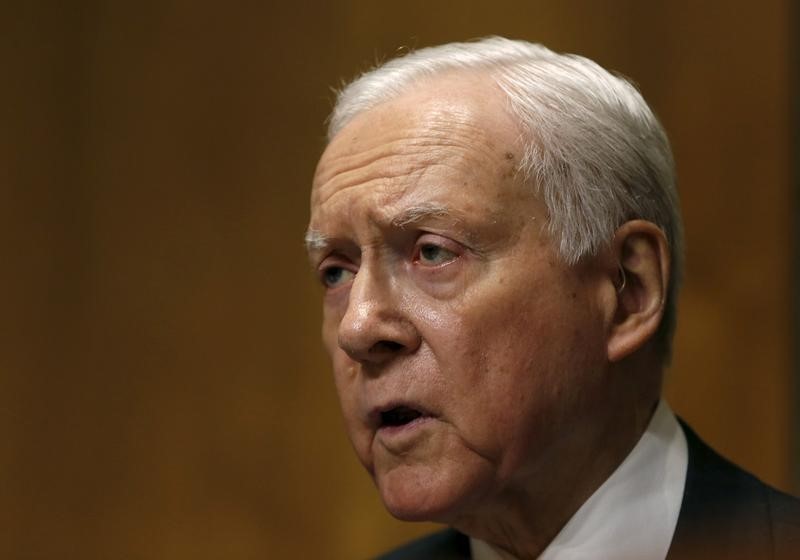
[{"xmin": 376, "ymin": 421, "xmax": 800, "ymax": 559}]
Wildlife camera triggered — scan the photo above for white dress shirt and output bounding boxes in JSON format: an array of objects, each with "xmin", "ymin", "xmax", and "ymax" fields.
[{"xmin": 471, "ymin": 400, "xmax": 688, "ymax": 560}]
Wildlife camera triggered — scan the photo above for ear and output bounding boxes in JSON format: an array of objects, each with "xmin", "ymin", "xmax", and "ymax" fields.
[{"xmin": 606, "ymin": 220, "xmax": 670, "ymax": 362}]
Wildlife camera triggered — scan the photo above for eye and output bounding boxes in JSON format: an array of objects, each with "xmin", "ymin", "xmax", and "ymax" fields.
[
  {"xmin": 414, "ymin": 236, "xmax": 459, "ymax": 266},
  {"xmin": 320, "ymin": 265, "xmax": 355, "ymax": 288}
]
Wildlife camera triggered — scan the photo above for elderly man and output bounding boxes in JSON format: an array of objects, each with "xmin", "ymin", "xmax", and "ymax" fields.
[{"xmin": 305, "ymin": 37, "xmax": 800, "ymax": 559}]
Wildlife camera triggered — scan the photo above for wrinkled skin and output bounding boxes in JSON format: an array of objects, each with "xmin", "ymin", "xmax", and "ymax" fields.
[{"xmin": 306, "ymin": 74, "xmax": 659, "ymax": 558}]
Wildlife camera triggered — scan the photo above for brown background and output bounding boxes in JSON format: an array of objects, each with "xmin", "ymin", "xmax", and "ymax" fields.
[{"xmin": 1, "ymin": 1, "xmax": 795, "ymax": 558}]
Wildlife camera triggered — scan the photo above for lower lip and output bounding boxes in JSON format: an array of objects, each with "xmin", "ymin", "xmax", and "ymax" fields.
[{"xmin": 376, "ymin": 416, "xmax": 435, "ymax": 447}]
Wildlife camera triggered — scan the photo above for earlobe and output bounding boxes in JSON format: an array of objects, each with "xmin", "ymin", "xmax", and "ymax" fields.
[{"xmin": 606, "ymin": 221, "xmax": 670, "ymax": 362}]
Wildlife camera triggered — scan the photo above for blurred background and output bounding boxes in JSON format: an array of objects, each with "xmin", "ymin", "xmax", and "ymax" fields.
[{"xmin": 1, "ymin": 1, "xmax": 797, "ymax": 558}]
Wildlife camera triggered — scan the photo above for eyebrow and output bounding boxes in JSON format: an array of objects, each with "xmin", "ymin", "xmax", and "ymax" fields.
[
  {"xmin": 304, "ymin": 229, "xmax": 329, "ymax": 253},
  {"xmin": 304, "ymin": 203, "xmax": 457, "ymax": 255},
  {"xmin": 390, "ymin": 203, "xmax": 452, "ymax": 228}
]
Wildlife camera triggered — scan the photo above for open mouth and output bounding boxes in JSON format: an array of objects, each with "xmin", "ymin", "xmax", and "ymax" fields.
[{"xmin": 380, "ymin": 406, "xmax": 425, "ymax": 428}]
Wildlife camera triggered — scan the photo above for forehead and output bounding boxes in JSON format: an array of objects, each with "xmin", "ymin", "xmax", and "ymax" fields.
[{"xmin": 308, "ymin": 75, "xmax": 534, "ymax": 239}]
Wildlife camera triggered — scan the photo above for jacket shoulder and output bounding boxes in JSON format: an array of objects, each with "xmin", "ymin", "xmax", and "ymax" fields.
[
  {"xmin": 768, "ymin": 486, "xmax": 800, "ymax": 558},
  {"xmin": 668, "ymin": 419, "xmax": 800, "ymax": 559}
]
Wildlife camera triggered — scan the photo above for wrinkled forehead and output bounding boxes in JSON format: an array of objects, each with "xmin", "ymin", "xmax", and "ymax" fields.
[{"xmin": 311, "ymin": 74, "xmax": 521, "ymax": 208}]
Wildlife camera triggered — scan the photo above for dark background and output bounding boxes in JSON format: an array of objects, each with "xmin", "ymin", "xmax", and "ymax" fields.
[{"xmin": 1, "ymin": 1, "xmax": 796, "ymax": 558}]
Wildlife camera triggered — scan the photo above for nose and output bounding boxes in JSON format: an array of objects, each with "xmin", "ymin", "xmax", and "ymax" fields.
[{"xmin": 338, "ymin": 267, "xmax": 421, "ymax": 364}]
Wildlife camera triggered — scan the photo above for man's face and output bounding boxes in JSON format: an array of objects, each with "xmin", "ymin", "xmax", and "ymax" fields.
[{"xmin": 307, "ymin": 76, "xmax": 612, "ymax": 523}]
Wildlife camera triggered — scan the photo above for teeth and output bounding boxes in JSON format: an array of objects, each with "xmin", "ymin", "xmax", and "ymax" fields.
[{"xmin": 381, "ymin": 406, "xmax": 423, "ymax": 427}]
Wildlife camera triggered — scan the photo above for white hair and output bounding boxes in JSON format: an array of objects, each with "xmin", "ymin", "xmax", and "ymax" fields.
[{"xmin": 327, "ymin": 36, "xmax": 683, "ymax": 360}]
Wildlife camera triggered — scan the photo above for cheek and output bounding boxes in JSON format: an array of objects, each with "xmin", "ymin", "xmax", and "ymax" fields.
[
  {"xmin": 331, "ymin": 360, "xmax": 376, "ymax": 472},
  {"xmin": 322, "ymin": 312, "xmax": 359, "ymax": 434},
  {"xmin": 330, "ymin": 354, "xmax": 358, "ymax": 421},
  {"xmin": 438, "ymin": 282, "xmax": 606, "ymax": 470},
  {"xmin": 321, "ymin": 306, "xmax": 341, "ymax": 354}
]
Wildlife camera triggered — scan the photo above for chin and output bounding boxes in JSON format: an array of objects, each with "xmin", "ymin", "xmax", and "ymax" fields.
[{"xmin": 376, "ymin": 461, "xmax": 489, "ymax": 523}]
